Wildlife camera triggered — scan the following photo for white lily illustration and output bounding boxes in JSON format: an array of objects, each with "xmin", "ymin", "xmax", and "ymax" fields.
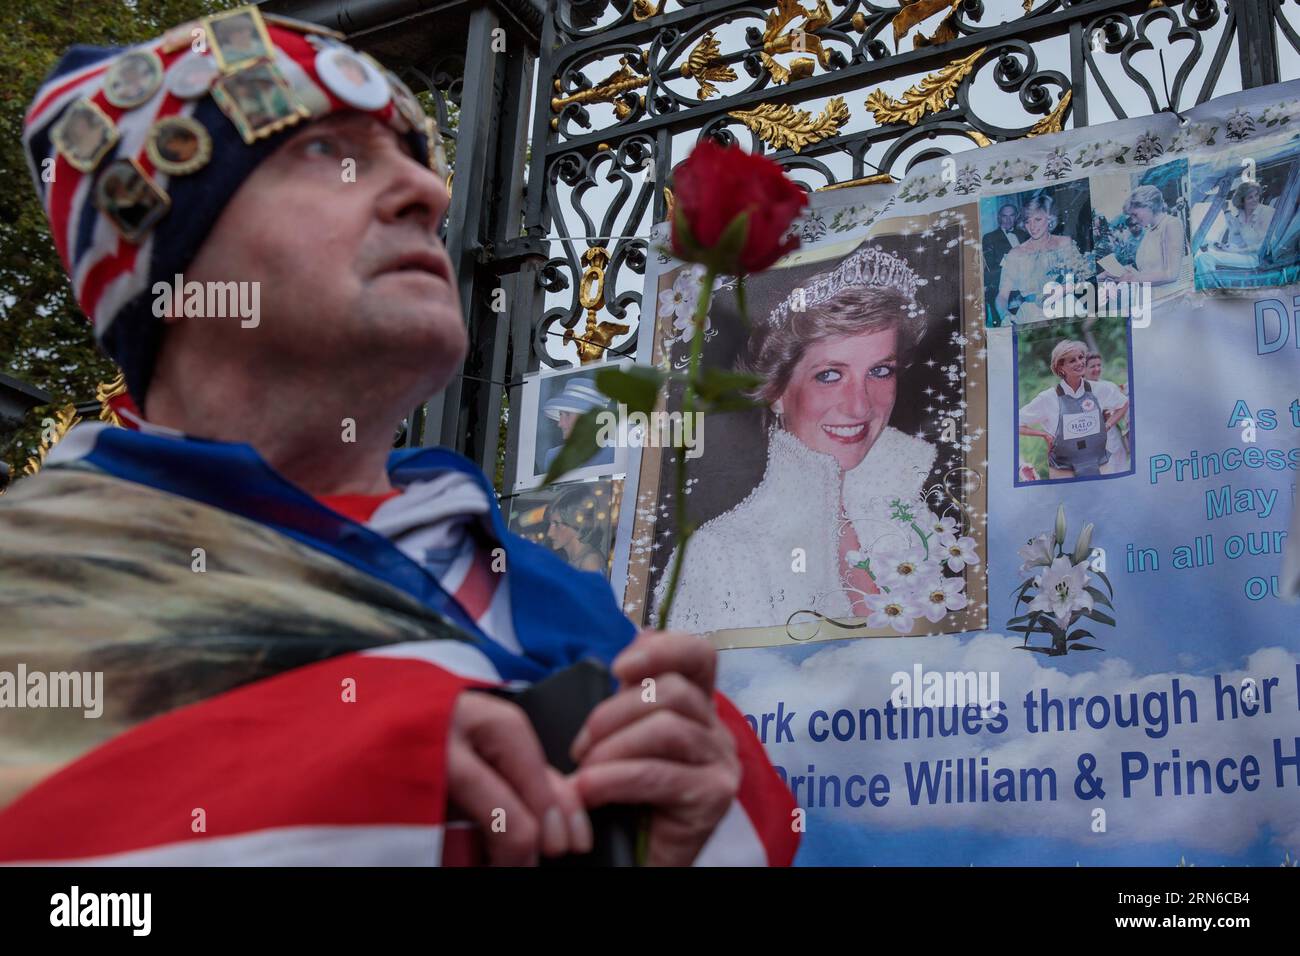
[
  {"xmin": 1017, "ymin": 533, "xmax": 1055, "ymax": 575},
  {"xmin": 1028, "ymin": 556, "xmax": 1094, "ymax": 628}
]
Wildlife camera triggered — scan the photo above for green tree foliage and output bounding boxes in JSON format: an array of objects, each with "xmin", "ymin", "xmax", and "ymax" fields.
[{"xmin": 0, "ymin": 0, "xmax": 239, "ymax": 475}]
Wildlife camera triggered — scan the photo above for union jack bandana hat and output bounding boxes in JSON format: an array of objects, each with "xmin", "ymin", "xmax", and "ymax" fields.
[{"xmin": 23, "ymin": 6, "xmax": 449, "ymax": 411}]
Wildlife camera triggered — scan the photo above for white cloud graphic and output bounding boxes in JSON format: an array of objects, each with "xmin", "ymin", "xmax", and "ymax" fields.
[{"xmin": 719, "ymin": 635, "xmax": 1300, "ymax": 856}]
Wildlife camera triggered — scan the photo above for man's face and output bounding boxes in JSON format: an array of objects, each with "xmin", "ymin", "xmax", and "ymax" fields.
[
  {"xmin": 176, "ymin": 113, "xmax": 464, "ymax": 401},
  {"xmin": 1086, "ymin": 357, "xmax": 1102, "ymax": 380},
  {"xmin": 998, "ymin": 206, "xmax": 1016, "ymax": 232}
]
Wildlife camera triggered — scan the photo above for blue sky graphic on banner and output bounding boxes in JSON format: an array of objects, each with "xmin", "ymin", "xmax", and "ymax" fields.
[{"xmin": 618, "ymin": 78, "xmax": 1300, "ymax": 866}]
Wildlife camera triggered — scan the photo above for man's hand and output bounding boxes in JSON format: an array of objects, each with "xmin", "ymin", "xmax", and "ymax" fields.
[
  {"xmin": 570, "ymin": 630, "xmax": 741, "ymax": 866},
  {"xmin": 447, "ymin": 690, "xmax": 592, "ymax": 865}
]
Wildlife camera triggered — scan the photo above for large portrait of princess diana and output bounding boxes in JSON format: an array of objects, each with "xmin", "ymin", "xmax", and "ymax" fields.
[{"xmin": 622, "ymin": 205, "xmax": 989, "ymax": 649}]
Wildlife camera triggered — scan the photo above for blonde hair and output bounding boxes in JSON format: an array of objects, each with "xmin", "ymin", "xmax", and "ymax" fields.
[
  {"xmin": 739, "ymin": 285, "xmax": 919, "ymax": 404},
  {"xmin": 1022, "ymin": 194, "xmax": 1058, "ymax": 231},
  {"xmin": 1050, "ymin": 339, "xmax": 1088, "ymax": 377},
  {"xmin": 1125, "ymin": 184, "xmax": 1167, "ymax": 216}
]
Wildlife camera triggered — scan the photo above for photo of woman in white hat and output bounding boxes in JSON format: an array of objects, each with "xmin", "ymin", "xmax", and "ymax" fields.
[{"xmin": 538, "ymin": 375, "xmax": 615, "ymax": 473}]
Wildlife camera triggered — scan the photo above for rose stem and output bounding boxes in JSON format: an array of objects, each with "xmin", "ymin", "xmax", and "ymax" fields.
[{"xmin": 656, "ymin": 266, "xmax": 716, "ymax": 627}]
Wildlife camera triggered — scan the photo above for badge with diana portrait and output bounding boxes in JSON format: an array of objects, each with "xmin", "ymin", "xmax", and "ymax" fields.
[
  {"xmin": 51, "ymin": 97, "xmax": 119, "ymax": 173},
  {"xmin": 211, "ymin": 60, "xmax": 309, "ymax": 143},
  {"xmin": 104, "ymin": 49, "xmax": 165, "ymax": 109},
  {"xmin": 146, "ymin": 116, "xmax": 212, "ymax": 176},
  {"xmin": 204, "ymin": 6, "xmax": 275, "ymax": 74},
  {"xmin": 93, "ymin": 158, "xmax": 171, "ymax": 243},
  {"xmin": 314, "ymin": 45, "xmax": 390, "ymax": 111}
]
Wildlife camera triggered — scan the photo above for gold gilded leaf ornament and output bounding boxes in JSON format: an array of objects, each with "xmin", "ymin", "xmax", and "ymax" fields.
[
  {"xmin": 913, "ymin": 9, "xmax": 960, "ymax": 48},
  {"xmin": 764, "ymin": 0, "xmax": 806, "ymax": 41},
  {"xmin": 760, "ymin": 52, "xmax": 789, "ymax": 84},
  {"xmin": 550, "ymin": 55, "xmax": 649, "ymax": 121},
  {"xmin": 96, "ymin": 372, "xmax": 128, "ymax": 426},
  {"xmin": 1025, "ymin": 89, "xmax": 1072, "ymax": 137},
  {"xmin": 22, "ymin": 404, "xmax": 81, "ymax": 478},
  {"xmin": 890, "ymin": 0, "xmax": 960, "ymax": 48},
  {"xmin": 727, "ymin": 95, "xmax": 850, "ymax": 153},
  {"xmin": 865, "ymin": 46, "xmax": 985, "ymax": 126},
  {"xmin": 681, "ymin": 32, "xmax": 737, "ymax": 99},
  {"xmin": 762, "ymin": 0, "xmax": 833, "ymax": 67}
]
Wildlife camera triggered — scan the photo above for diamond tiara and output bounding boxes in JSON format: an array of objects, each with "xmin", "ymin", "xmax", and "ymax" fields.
[{"xmin": 766, "ymin": 246, "xmax": 921, "ymax": 327}]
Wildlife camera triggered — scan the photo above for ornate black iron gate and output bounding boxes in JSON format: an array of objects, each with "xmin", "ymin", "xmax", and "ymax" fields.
[{"xmin": 261, "ymin": 0, "xmax": 1300, "ymax": 486}]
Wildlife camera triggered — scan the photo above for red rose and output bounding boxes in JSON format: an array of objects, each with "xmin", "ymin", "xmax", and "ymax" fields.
[{"xmin": 671, "ymin": 139, "xmax": 808, "ymax": 275}]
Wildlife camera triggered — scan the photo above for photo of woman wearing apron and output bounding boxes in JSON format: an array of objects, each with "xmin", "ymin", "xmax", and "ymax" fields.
[{"xmin": 1019, "ymin": 339, "xmax": 1129, "ymax": 480}]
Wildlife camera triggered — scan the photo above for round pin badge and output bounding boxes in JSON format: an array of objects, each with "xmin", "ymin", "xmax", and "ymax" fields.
[
  {"xmin": 145, "ymin": 115, "xmax": 212, "ymax": 176},
  {"xmin": 314, "ymin": 45, "xmax": 390, "ymax": 111},
  {"xmin": 167, "ymin": 52, "xmax": 219, "ymax": 99},
  {"xmin": 104, "ymin": 49, "xmax": 165, "ymax": 109}
]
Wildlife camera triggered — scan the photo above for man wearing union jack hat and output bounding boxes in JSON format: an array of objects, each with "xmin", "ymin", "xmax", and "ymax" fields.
[{"xmin": 0, "ymin": 6, "xmax": 796, "ymax": 867}]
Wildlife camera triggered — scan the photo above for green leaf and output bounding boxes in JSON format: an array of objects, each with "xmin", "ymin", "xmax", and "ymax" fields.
[
  {"xmin": 595, "ymin": 366, "xmax": 665, "ymax": 415},
  {"xmin": 734, "ymin": 275, "xmax": 752, "ymax": 329},
  {"xmin": 695, "ymin": 366, "xmax": 764, "ymax": 413},
  {"xmin": 1084, "ymin": 586, "xmax": 1113, "ymax": 609},
  {"xmin": 701, "ymin": 395, "xmax": 761, "ymax": 414},
  {"xmin": 1083, "ymin": 608, "xmax": 1116, "ymax": 628},
  {"xmin": 1067, "ymin": 628, "xmax": 1094, "ymax": 642},
  {"xmin": 695, "ymin": 366, "xmax": 764, "ymax": 400},
  {"xmin": 542, "ymin": 408, "xmax": 605, "ymax": 485},
  {"xmin": 1094, "ymin": 570, "xmax": 1114, "ymax": 598}
]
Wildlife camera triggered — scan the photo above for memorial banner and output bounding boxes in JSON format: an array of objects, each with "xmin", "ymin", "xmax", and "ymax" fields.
[{"xmin": 615, "ymin": 79, "xmax": 1300, "ymax": 865}]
